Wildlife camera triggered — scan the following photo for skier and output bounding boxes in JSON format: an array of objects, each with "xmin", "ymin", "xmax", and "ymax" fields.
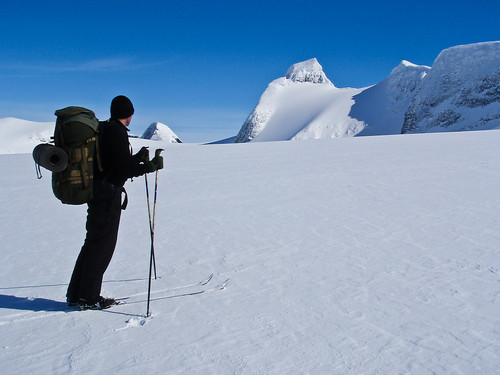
[{"xmin": 66, "ymin": 95, "xmax": 163, "ymax": 310}]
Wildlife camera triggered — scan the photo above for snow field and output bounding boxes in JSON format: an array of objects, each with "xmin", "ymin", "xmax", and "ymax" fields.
[{"xmin": 1, "ymin": 130, "xmax": 499, "ymax": 374}]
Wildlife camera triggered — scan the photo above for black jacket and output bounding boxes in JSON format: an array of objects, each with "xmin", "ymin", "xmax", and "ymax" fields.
[{"xmin": 96, "ymin": 119, "xmax": 148, "ymax": 187}]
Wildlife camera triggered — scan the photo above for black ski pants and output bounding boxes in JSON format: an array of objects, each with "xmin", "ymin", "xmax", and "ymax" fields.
[{"xmin": 67, "ymin": 181, "xmax": 123, "ymax": 304}]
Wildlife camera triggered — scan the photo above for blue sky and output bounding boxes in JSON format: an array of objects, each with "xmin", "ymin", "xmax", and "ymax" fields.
[{"xmin": 1, "ymin": 0, "xmax": 499, "ymax": 142}]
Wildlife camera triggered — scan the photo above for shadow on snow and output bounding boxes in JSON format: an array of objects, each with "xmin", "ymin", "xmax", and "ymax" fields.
[{"xmin": 0, "ymin": 294, "xmax": 71, "ymax": 312}]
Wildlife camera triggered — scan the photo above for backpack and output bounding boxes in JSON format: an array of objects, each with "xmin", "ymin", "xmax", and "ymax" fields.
[{"xmin": 51, "ymin": 106, "xmax": 102, "ymax": 205}]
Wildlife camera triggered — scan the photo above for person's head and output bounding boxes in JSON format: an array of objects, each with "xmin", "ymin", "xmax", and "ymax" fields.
[{"xmin": 110, "ymin": 95, "xmax": 134, "ymax": 126}]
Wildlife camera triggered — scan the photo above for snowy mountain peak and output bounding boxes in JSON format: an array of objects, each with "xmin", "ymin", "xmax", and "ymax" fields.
[
  {"xmin": 402, "ymin": 41, "xmax": 500, "ymax": 134},
  {"xmin": 384, "ymin": 60, "xmax": 430, "ymax": 94},
  {"xmin": 234, "ymin": 58, "xmax": 341, "ymax": 143},
  {"xmin": 235, "ymin": 41, "xmax": 499, "ymax": 143},
  {"xmin": 391, "ymin": 60, "xmax": 430, "ymax": 76},
  {"xmin": 433, "ymin": 41, "xmax": 500, "ymax": 74},
  {"xmin": 141, "ymin": 122, "xmax": 182, "ymax": 143},
  {"xmin": 285, "ymin": 58, "xmax": 333, "ymax": 85},
  {"xmin": 399, "ymin": 60, "xmax": 422, "ymax": 68}
]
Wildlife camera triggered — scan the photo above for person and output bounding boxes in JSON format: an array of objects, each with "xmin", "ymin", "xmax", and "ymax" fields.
[{"xmin": 66, "ymin": 95, "xmax": 163, "ymax": 310}]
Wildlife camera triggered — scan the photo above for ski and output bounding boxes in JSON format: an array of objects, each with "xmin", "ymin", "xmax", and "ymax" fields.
[
  {"xmin": 121, "ymin": 278, "xmax": 230, "ymax": 304},
  {"xmin": 168, "ymin": 279, "xmax": 229, "ymax": 299},
  {"xmin": 167, "ymin": 273, "xmax": 214, "ymax": 292},
  {"xmin": 159, "ymin": 278, "xmax": 230, "ymax": 298},
  {"xmin": 116, "ymin": 273, "xmax": 215, "ymax": 300}
]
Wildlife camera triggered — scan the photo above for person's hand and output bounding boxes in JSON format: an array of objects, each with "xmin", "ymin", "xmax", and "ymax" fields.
[
  {"xmin": 144, "ymin": 155, "xmax": 164, "ymax": 172},
  {"xmin": 133, "ymin": 146, "xmax": 149, "ymax": 163},
  {"xmin": 152, "ymin": 155, "xmax": 164, "ymax": 170}
]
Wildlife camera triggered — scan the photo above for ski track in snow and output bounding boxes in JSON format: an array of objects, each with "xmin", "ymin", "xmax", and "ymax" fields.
[{"xmin": 1, "ymin": 130, "xmax": 499, "ymax": 374}]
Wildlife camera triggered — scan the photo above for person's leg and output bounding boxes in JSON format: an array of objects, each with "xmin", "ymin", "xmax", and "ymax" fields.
[{"xmin": 67, "ymin": 183, "xmax": 122, "ymax": 304}]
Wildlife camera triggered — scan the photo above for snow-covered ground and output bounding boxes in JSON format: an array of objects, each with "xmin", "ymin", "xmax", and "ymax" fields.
[
  {"xmin": 1, "ymin": 129, "xmax": 499, "ymax": 374},
  {"xmin": 0, "ymin": 118, "xmax": 54, "ymax": 154}
]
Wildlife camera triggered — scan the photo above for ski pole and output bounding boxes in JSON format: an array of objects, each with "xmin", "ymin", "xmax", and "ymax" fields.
[
  {"xmin": 145, "ymin": 173, "xmax": 158, "ymax": 279},
  {"xmin": 146, "ymin": 148, "xmax": 163, "ymax": 317},
  {"xmin": 152, "ymin": 148, "xmax": 163, "ymax": 235},
  {"xmin": 146, "ymin": 148, "xmax": 164, "ymax": 280},
  {"xmin": 145, "ymin": 172, "xmax": 155, "ymax": 318}
]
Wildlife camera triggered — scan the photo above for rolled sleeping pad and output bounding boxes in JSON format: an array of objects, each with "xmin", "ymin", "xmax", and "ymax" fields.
[{"xmin": 32, "ymin": 144, "xmax": 68, "ymax": 172}]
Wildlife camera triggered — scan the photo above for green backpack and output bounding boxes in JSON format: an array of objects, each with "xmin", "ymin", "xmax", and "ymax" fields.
[{"xmin": 52, "ymin": 106, "xmax": 102, "ymax": 205}]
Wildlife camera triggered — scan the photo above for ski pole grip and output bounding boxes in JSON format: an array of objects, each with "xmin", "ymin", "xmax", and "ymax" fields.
[{"xmin": 155, "ymin": 148, "xmax": 164, "ymax": 158}]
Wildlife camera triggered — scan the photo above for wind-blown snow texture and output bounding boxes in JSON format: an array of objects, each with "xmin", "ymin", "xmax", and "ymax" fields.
[
  {"xmin": 236, "ymin": 42, "xmax": 500, "ymax": 142},
  {"xmin": 1, "ymin": 130, "xmax": 499, "ymax": 374}
]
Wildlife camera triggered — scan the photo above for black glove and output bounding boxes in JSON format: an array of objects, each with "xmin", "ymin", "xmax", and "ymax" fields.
[
  {"xmin": 153, "ymin": 155, "xmax": 164, "ymax": 170},
  {"xmin": 132, "ymin": 146, "xmax": 149, "ymax": 163},
  {"xmin": 144, "ymin": 155, "xmax": 164, "ymax": 173}
]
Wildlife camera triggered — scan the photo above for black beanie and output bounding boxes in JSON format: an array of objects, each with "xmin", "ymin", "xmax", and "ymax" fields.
[{"xmin": 110, "ymin": 95, "xmax": 134, "ymax": 119}]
